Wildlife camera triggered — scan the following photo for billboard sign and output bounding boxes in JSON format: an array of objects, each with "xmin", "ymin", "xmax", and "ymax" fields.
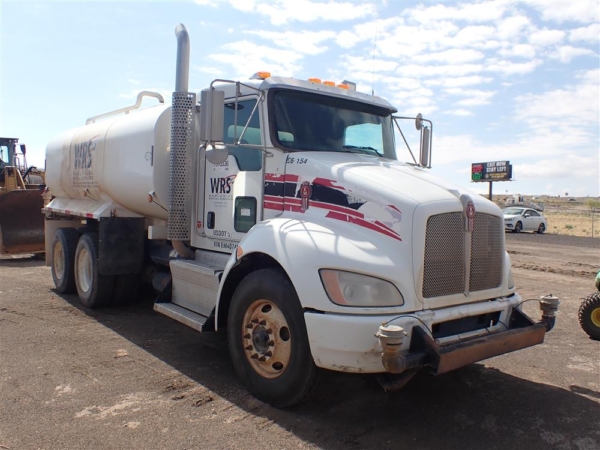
[{"xmin": 471, "ymin": 161, "xmax": 512, "ymax": 182}]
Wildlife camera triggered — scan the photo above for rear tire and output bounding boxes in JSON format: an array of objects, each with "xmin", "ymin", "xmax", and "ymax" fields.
[
  {"xmin": 579, "ymin": 292, "xmax": 600, "ymax": 340},
  {"xmin": 74, "ymin": 233, "xmax": 115, "ymax": 308},
  {"xmin": 537, "ymin": 223, "xmax": 545, "ymax": 234},
  {"xmin": 51, "ymin": 228, "xmax": 79, "ymax": 294},
  {"xmin": 227, "ymin": 268, "xmax": 318, "ymax": 408}
]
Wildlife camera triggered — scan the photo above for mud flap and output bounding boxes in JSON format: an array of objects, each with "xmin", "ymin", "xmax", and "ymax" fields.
[{"xmin": 0, "ymin": 189, "xmax": 45, "ymax": 254}]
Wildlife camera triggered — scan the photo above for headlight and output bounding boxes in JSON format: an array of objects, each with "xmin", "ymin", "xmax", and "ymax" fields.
[{"xmin": 319, "ymin": 270, "xmax": 404, "ymax": 307}]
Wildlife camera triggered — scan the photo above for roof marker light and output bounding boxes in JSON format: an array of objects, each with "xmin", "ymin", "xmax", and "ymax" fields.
[
  {"xmin": 337, "ymin": 84, "xmax": 349, "ymax": 89},
  {"xmin": 323, "ymin": 81, "xmax": 335, "ymax": 86},
  {"xmin": 250, "ymin": 71, "xmax": 271, "ymax": 80},
  {"xmin": 308, "ymin": 77, "xmax": 322, "ymax": 83}
]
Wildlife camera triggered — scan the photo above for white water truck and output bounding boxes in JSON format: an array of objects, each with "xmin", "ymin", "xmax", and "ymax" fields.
[{"xmin": 44, "ymin": 24, "xmax": 559, "ymax": 407}]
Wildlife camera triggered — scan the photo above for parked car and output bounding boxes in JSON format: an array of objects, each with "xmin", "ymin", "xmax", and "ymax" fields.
[{"xmin": 503, "ymin": 207, "xmax": 547, "ymax": 233}]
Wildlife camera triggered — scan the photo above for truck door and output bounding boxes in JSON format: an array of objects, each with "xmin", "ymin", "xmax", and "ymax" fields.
[{"xmin": 202, "ymin": 97, "xmax": 264, "ymax": 250}]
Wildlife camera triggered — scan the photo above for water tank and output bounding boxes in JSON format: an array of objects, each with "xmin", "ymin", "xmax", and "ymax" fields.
[{"xmin": 45, "ymin": 104, "xmax": 172, "ymax": 220}]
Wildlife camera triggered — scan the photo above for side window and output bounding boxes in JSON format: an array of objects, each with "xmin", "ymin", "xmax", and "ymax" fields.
[
  {"xmin": 223, "ymin": 99, "xmax": 262, "ymax": 171},
  {"xmin": 530, "ymin": 210, "xmax": 540, "ymax": 217}
]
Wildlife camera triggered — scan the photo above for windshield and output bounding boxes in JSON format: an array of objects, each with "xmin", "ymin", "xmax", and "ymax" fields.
[
  {"xmin": 503, "ymin": 208, "xmax": 524, "ymax": 215},
  {"xmin": 270, "ymin": 89, "xmax": 396, "ymax": 158}
]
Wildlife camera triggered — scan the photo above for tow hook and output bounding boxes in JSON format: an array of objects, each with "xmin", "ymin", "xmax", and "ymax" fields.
[{"xmin": 539, "ymin": 294, "xmax": 560, "ymax": 332}]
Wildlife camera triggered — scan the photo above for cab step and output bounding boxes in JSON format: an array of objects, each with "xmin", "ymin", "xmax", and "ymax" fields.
[{"xmin": 154, "ymin": 302, "xmax": 209, "ymax": 332}]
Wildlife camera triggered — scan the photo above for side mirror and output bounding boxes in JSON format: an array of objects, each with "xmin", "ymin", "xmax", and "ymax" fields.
[
  {"xmin": 204, "ymin": 143, "xmax": 229, "ymax": 165},
  {"xmin": 200, "ymin": 88, "xmax": 225, "ymax": 143},
  {"xmin": 419, "ymin": 126, "xmax": 431, "ymax": 168},
  {"xmin": 20, "ymin": 144, "xmax": 27, "ymax": 155}
]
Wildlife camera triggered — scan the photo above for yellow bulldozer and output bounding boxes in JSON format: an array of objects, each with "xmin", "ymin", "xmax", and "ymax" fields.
[{"xmin": 0, "ymin": 137, "xmax": 46, "ymax": 254}]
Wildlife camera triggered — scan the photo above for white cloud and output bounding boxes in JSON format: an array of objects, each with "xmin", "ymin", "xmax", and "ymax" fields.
[
  {"xmin": 484, "ymin": 59, "xmax": 541, "ymax": 75},
  {"xmin": 516, "ymin": 155, "xmax": 599, "ymax": 179},
  {"xmin": 247, "ymin": 30, "xmax": 336, "ymax": 55},
  {"xmin": 495, "ymin": 15, "xmax": 531, "ymax": 40},
  {"xmin": 444, "ymin": 88, "xmax": 496, "ymax": 106},
  {"xmin": 549, "ymin": 45, "xmax": 596, "ymax": 63},
  {"xmin": 415, "ymin": 48, "xmax": 485, "ymax": 64},
  {"xmin": 407, "ymin": 1, "xmax": 508, "ymax": 24},
  {"xmin": 569, "ymin": 24, "xmax": 600, "ymax": 43},
  {"xmin": 528, "ymin": 28, "xmax": 565, "ymax": 46},
  {"xmin": 497, "ymin": 44, "xmax": 536, "ymax": 59},
  {"xmin": 521, "ymin": 0, "xmax": 600, "ymax": 24},
  {"xmin": 209, "ymin": 41, "xmax": 303, "ymax": 77},
  {"xmin": 424, "ymin": 75, "xmax": 493, "ymax": 87},
  {"xmin": 446, "ymin": 108, "xmax": 474, "ymax": 116},
  {"xmin": 515, "ymin": 68, "xmax": 599, "ymax": 131},
  {"xmin": 232, "ymin": 0, "xmax": 377, "ymax": 25}
]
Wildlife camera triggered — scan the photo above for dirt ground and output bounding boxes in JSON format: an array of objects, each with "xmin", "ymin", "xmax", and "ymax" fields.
[{"xmin": 1, "ymin": 233, "xmax": 599, "ymax": 450}]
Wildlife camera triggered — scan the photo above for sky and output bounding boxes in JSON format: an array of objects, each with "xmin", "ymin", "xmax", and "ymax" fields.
[{"xmin": 1, "ymin": 0, "xmax": 599, "ymax": 197}]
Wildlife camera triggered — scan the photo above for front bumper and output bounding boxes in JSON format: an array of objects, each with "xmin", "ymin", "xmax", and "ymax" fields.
[{"xmin": 304, "ymin": 295, "xmax": 552, "ymax": 374}]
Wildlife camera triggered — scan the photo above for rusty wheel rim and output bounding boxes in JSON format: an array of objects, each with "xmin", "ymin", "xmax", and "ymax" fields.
[
  {"xmin": 591, "ymin": 307, "xmax": 600, "ymax": 328},
  {"xmin": 241, "ymin": 299, "xmax": 291, "ymax": 379}
]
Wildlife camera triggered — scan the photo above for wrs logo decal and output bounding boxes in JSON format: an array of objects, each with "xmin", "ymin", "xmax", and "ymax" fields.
[
  {"xmin": 73, "ymin": 138, "xmax": 97, "ymax": 169},
  {"xmin": 210, "ymin": 175, "xmax": 236, "ymax": 194},
  {"xmin": 72, "ymin": 136, "xmax": 99, "ymax": 188}
]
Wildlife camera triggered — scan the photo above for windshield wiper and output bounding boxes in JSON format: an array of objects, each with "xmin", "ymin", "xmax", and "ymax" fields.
[{"xmin": 341, "ymin": 145, "xmax": 382, "ymax": 156}]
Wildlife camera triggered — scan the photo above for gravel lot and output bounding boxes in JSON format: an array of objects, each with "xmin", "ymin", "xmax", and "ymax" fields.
[{"xmin": 1, "ymin": 233, "xmax": 599, "ymax": 450}]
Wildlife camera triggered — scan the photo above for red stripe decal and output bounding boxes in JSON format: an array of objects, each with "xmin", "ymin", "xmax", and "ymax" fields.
[
  {"xmin": 265, "ymin": 173, "xmax": 284, "ymax": 182},
  {"xmin": 264, "ymin": 195, "xmax": 284, "ymax": 203},
  {"xmin": 388, "ymin": 204, "xmax": 401, "ymax": 213},
  {"xmin": 313, "ymin": 177, "xmax": 346, "ymax": 191},
  {"xmin": 264, "ymin": 201, "xmax": 284, "ymax": 211},
  {"xmin": 325, "ymin": 211, "xmax": 401, "ymax": 241},
  {"xmin": 283, "ymin": 173, "xmax": 299, "ymax": 183}
]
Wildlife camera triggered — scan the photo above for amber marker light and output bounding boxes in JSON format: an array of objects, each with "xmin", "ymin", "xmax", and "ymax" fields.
[
  {"xmin": 250, "ymin": 71, "xmax": 271, "ymax": 80},
  {"xmin": 337, "ymin": 84, "xmax": 349, "ymax": 89},
  {"xmin": 308, "ymin": 77, "xmax": 322, "ymax": 83},
  {"xmin": 323, "ymin": 81, "xmax": 335, "ymax": 86}
]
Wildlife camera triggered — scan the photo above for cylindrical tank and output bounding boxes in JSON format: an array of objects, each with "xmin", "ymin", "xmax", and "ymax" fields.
[{"xmin": 46, "ymin": 104, "xmax": 172, "ymax": 220}]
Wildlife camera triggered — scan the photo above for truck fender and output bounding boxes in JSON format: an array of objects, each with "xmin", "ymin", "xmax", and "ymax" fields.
[{"xmin": 214, "ymin": 213, "xmax": 410, "ymax": 330}]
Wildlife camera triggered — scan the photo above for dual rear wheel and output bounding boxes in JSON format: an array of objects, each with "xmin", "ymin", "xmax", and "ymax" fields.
[{"xmin": 51, "ymin": 228, "xmax": 137, "ymax": 308}]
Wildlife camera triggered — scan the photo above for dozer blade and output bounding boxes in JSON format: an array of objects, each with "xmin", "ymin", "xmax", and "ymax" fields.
[{"xmin": 0, "ymin": 189, "xmax": 45, "ymax": 254}]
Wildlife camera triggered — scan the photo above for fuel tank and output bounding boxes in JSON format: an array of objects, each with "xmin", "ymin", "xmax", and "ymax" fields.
[{"xmin": 45, "ymin": 104, "xmax": 172, "ymax": 220}]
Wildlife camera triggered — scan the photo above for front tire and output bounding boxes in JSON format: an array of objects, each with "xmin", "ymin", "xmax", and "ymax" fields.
[
  {"xmin": 51, "ymin": 228, "xmax": 79, "ymax": 293},
  {"xmin": 579, "ymin": 292, "xmax": 600, "ymax": 340},
  {"xmin": 227, "ymin": 268, "xmax": 318, "ymax": 408},
  {"xmin": 537, "ymin": 223, "xmax": 546, "ymax": 234},
  {"xmin": 74, "ymin": 233, "xmax": 115, "ymax": 308},
  {"xmin": 514, "ymin": 221, "xmax": 523, "ymax": 233}
]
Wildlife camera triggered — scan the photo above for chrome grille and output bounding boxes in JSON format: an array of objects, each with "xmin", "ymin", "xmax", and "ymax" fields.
[
  {"xmin": 470, "ymin": 213, "xmax": 503, "ymax": 291},
  {"xmin": 422, "ymin": 211, "xmax": 503, "ymax": 298},
  {"xmin": 423, "ymin": 213, "xmax": 465, "ymax": 298}
]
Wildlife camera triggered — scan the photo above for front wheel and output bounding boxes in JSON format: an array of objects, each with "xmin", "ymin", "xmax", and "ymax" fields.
[
  {"xmin": 514, "ymin": 221, "xmax": 523, "ymax": 233},
  {"xmin": 227, "ymin": 268, "xmax": 318, "ymax": 408},
  {"xmin": 579, "ymin": 292, "xmax": 600, "ymax": 340},
  {"xmin": 537, "ymin": 223, "xmax": 546, "ymax": 234}
]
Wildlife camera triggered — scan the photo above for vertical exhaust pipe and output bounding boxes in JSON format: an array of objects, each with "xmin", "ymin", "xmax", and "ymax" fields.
[
  {"xmin": 175, "ymin": 24, "xmax": 190, "ymax": 92},
  {"xmin": 168, "ymin": 24, "xmax": 195, "ymax": 259}
]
